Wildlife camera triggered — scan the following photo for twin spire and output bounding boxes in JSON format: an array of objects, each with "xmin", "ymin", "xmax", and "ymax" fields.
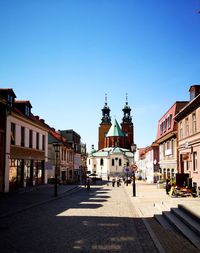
[{"xmin": 101, "ymin": 93, "xmax": 132, "ymax": 124}]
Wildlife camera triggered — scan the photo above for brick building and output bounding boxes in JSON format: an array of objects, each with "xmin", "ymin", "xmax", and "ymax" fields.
[{"xmin": 98, "ymin": 95, "xmax": 135, "ymax": 151}]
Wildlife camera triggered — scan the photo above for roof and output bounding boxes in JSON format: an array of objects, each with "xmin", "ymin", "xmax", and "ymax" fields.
[
  {"xmin": 106, "ymin": 119, "xmax": 124, "ymax": 137},
  {"xmin": 89, "ymin": 147, "xmax": 134, "ymax": 158},
  {"xmin": 174, "ymin": 93, "xmax": 200, "ymax": 121}
]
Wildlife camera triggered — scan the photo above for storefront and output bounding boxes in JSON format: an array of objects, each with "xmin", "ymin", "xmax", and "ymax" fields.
[{"xmin": 9, "ymin": 159, "xmax": 45, "ymax": 191}]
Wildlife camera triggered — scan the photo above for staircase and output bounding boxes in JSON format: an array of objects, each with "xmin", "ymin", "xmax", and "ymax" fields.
[{"xmin": 154, "ymin": 202, "xmax": 200, "ymax": 249}]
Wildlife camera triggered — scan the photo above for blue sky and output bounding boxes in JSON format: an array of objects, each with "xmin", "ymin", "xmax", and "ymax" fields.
[{"xmin": 0, "ymin": 0, "xmax": 200, "ymax": 151}]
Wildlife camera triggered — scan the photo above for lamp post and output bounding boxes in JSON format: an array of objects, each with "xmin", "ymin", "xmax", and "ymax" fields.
[
  {"xmin": 131, "ymin": 144, "xmax": 137, "ymax": 197},
  {"xmin": 53, "ymin": 143, "xmax": 60, "ymax": 197}
]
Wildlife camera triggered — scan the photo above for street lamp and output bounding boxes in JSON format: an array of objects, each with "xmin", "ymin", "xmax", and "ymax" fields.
[
  {"xmin": 131, "ymin": 144, "xmax": 137, "ymax": 197},
  {"xmin": 53, "ymin": 143, "xmax": 60, "ymax": 197}
]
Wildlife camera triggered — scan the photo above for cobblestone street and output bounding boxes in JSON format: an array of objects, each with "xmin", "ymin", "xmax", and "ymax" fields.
[{"xmin": 0, "ymin": 184, "xmax": 158, "ymax": 253}]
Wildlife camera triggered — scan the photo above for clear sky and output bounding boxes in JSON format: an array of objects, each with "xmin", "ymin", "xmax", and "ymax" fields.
[{"xmin": 0, "ymin": 0, "xmax": 200, "ymax": 152}]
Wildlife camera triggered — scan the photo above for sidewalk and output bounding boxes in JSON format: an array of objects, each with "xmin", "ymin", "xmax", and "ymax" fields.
[
  {"xmin": 124, "ymin": 180, "xmax": 200, "ymax": 218},
  {"xmin": 123, "ymin": 180, "xmax": 200, "ymax": 253},
  {"xmin": 0, "ymin": 184, "xmax": 80, "ymax": 218}
]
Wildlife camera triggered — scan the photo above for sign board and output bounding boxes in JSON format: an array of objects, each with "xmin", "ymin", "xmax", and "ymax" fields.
[
  {"xmin": 131, "ymin": 164, "xmax": 138, "ymax": 172},
  {"xmin": 124, "ymin": 167, "xmax": 130, "ymax": 173}
]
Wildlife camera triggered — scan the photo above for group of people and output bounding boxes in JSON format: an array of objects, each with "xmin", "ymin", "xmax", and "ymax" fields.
[{"xmin": 111, "ymin": 177, "xmax": 121, "ymax": 187}]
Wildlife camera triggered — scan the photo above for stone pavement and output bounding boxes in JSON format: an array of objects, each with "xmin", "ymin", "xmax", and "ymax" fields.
[
  {"xmin": 123, "ymin": 180, "xmax": 200, "ymax": 253},
  {"xmin": 0, "ymin": 184, "xmax": 80, "ymax": 218}
]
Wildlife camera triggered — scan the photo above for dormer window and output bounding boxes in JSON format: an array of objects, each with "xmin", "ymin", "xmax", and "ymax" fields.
[
  {"xmin": 25, "ymin": 105, "xmax": 30, "ymax": 116},
  {"xmin": 7, "ymin": 94, "xmax": 13, "ymax": 110}
]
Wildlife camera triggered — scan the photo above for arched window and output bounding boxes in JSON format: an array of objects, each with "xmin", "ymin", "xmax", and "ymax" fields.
[
  {"xmin": 100, "ymin": 158, "xmax": 104, "ymax": 166},
  {"xmin": 112, "ymin": 159, "xmax": 114, "ymax": 166}
]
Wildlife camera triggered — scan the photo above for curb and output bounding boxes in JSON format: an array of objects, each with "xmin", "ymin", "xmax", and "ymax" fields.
[
  {"xmin": 123, "ymin": 185, "xmax": 166, "ymax": 253},
  {"xmin": 0, "ymin": 185, "xmax": 81, "ymax": 219}
]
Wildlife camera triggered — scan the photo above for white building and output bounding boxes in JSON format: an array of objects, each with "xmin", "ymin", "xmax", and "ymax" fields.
[{"xmin": 87, "ymin": 146, "xmax": 134, "ymax": 179}]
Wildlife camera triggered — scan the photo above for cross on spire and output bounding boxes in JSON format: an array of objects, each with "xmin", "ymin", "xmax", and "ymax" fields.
[
  {"xmin": 126, "ymin": 93, "xmax": 128, "ymax": 105},
  {"xmin": 105, "ymin": 93, "xmax": 107, "ymax": 105}
]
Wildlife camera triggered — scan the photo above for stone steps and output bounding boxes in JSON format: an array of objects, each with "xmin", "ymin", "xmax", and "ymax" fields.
[{"xmin": 154, "ymin": 203, "xmax": 200, "ymax": 249}]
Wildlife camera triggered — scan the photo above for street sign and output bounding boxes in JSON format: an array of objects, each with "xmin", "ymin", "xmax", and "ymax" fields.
[
  {"xmin": 124, "ymin": 167, "xmax": 130, "ymax": 173},
  {"xmin": 131, "ymin": 164, "xmax": 138, "ymax": 172}
]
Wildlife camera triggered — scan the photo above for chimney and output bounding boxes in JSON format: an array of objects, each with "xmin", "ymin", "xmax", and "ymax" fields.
[{"xmin": 189, "ymin": 85, "xmax": 200, "ymax": 101}]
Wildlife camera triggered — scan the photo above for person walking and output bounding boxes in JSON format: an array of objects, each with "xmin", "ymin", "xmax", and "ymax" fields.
[
  {"xmin": 86, "ymin": 177, "xmax": 92, "ymax": 191},
  {"xmin": 166, "ymin": 177, "xmax": 171, "ymax": 194},
  {"xmin": 112, "ymin": 177, "xmax": 116, "ymax": 187}
]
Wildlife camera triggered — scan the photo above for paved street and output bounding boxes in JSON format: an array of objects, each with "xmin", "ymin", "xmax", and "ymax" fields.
[{"xmin": 0, "ymin": 184, "xmax": 157, "ymax": 253}]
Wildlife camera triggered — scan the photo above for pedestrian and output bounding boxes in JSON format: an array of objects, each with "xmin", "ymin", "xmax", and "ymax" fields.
[
  {"xmin": 112, "ymin": 177, "xmax": 116, "ymax": 187},
  {"xmin": 107, "ymin": 175, "xmax": 110, "ymax": 182},
  {"xmin": 117, "ymin": 178, "xmax": 120, "ymax": 187},
  {"xmin": 166, "ymin": 178, "xmax": 171, "ymax": 194},
  {"xmin": 86, "ymin": 177, "xmax": 92, "ymax": 191}
]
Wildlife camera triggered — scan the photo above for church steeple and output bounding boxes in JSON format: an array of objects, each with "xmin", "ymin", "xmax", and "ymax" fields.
[
  {"xmin": 101, "ymin": 93, "xmax": 111, "ymax": 124},
  {"xmin": 98, "ymin": 94, "xmax": 112, "ymax": 150},
  {"xmin": 122, "ymin": 93, "xmax": 132, "ymax": 123}
]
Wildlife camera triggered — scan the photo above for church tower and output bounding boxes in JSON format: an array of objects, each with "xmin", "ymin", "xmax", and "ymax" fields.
[
  {"xmin": 121, "ymin": 94, "xmax": 134, "ymax": 150},
  {"xmin": 98, "ymin": 94, "xmax": 112, "ymax": 150}
]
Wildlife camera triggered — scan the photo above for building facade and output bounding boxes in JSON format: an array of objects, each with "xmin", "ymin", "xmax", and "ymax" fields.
[
  {"xmin": 155, "ymin": 101, "xmax": 188, "ymax": 181},
  {"xmin": 174, "ymin": 85, "xmax": 200, "ymax": 190},
  {"xmin": 88, "ymin": 96, "xmax": 135, "ymax": 178},
  {"xmin": 0, "ymin": 89, "xmax": 49, "ymax": 192},
  {"xmin": 98, "ymin": 95, "xmax": 134, "ymax": 151},
  {"xmin": 0, "ymin": 93, "xmax": 8, "ymax": 192}
]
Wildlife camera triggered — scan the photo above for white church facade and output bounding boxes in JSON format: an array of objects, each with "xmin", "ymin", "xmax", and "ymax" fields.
[{"xmin": 87, "ymin": 96, "xmax": 136, "ymax": 179}]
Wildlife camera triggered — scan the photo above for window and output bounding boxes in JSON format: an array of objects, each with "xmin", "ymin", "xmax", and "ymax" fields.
[
  {"xmin": 171, "ymin": 139, "xmax": 174, "ymax": 156},
  {"xmin": 42, "ymin": 135, "xmax": 45, "ymax": 150},
  {"xmin": 193, "ymin": 152, "xmax": 197, "ymax": 171},
  {"xmin": 160, "ymin": 123, "xmax": 163, "ymax": 135},
  {"xmin": 179, "ymin": 122, "xmax": 183, "ymax": 139},
  {"xmin": 25, "ymin": 106, "xmax": 30, "ymax": 116},
  {"xmin": 11, "ymin": 123, "xmax": 16, "ymax": 145},
  {"xmin": 168, "ymin": 115, "xmax": 172, "ymax": 129},
  {"xmin": 185, "ymin": 118, "xmax": 189, "ymax": 137},
  {"xmin": 112, "ymin": 159, "xmax": 114, "ymax": 166},
  {"xmin": 100, "ymin": 158, "xmax": 104, "ymax": 166},
  {"xmin": 186, "ymin": 160, "xmax": 189, "ymax": 171},
  {"xmin": 167, "ymin": 141, "xmax": 170, "ymax": 150},
  {"xmin": 163, "ymin": 120, "xmax": 166, "ymax": 132},
  {"xmin": 29, "ymin": 130, "xmax": 33, "ymax": 148},
  {"xmin": 21, "ymin": 127, "xmax": 25, "ymax": 147},
  {"xmin": 163, "ymin": 143, "xmax": 165, "ymax": 157},
  {"xmin": 89, "ymin": 159, "xmax": 90, "ymax": 165},
  {"xmin": 7, "ymin": 94, "xmax": 13, "ymax": 110},
  {"xmin": 119, "ymin": 158, "xmax": 122, "ymax": 166},
  {"xmin": 192, "ymin": 113, "xmax": 196, "ymax": 134},
  {"xmin": 36, "ymin": 133, "xmax": 39, "ymax": 149}
]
